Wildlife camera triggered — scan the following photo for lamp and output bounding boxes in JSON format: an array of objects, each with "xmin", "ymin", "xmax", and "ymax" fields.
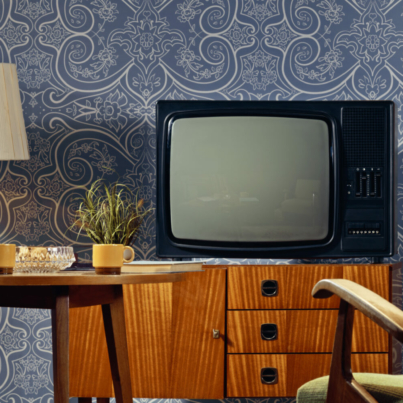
[
  {"xmin": 0, "ymin": 63, "xmax": 29, "ymax": 275},
  {"xmin": 0, "ymin": 63, "xmax": 29, "ymax": 161}
]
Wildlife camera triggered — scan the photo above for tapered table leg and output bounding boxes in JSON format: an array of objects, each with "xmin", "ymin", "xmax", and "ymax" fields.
[
  {"xmin": 102, "ymin": 285, "xmax": 133, "ymax": 403},
  {"xmin": 51, "ymin": 286, "xmax": 70, "ymax": 403}
]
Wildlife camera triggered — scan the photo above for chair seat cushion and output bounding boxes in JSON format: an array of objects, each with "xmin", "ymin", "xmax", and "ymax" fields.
[{"xmin": 297, "ymin": 374, "xmax": 403, "ymax": 403}]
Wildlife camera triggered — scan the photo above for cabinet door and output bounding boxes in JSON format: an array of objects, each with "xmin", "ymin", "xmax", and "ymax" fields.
[
  {"xmin": 69, "ymin": 305, "xmax": 113, "ymax": 398},
  {"xmin": 70, "ymin": 268, "xmax": 226, "ymax": 399},
  {"xmin": 124, "ymin": 268, "xmax": 226, "ymax": 399},
  {"xmin": 124, "ymin": 281, "xmax": 174, "ymax": 398},
  {"xmin": 170, "ymin": 268, "xmax": 226, "ymax": 397}
]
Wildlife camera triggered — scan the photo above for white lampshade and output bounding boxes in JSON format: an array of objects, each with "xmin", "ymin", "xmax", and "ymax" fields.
[{"xmin": 0, "ymin": 63, "xmax": 29, "ymax": 160}]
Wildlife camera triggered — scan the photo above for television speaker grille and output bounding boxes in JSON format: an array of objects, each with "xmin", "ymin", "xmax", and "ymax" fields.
[{"xmin": 342, "ymin": 107, "xmax": 385, "ymax": 168}]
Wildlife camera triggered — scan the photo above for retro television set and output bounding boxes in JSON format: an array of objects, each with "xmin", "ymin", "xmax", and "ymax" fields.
[{"xmin": 156, "ymin": 100, "xmax": 396, "ymax": 259}]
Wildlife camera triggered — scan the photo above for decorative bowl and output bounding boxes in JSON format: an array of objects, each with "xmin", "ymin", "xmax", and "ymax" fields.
[{"xmin": 15, "ymin": 247, "xmax": 75, "ymax": 273}]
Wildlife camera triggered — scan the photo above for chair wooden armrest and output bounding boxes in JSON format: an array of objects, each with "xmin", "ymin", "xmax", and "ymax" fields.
[
  {"xmin": 309, "ymin": 279, "xmax": 403, "ymax": 403},
  {"xmin": 312, "ymin": 279, "xmax": 403, "ymax": 343}
]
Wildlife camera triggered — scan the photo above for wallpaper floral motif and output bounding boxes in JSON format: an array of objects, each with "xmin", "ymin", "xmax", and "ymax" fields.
[{"xmin": 0, "ymin": 0, "xmax": 403, "ymax": 402}]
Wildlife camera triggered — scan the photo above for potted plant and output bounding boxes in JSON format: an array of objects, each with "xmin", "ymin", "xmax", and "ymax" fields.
[{"xmin": 71, "ymin": 178, "xmax": 152, "ymax": 274}]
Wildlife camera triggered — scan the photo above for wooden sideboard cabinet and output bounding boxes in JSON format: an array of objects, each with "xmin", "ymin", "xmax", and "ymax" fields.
[
  {"xmin": 69, "ymin": 263, "xmax": 401, "ymax": 400},
  {"xmin": 69, "ymin": 268, "xmax": 226, "ymax": 399}
]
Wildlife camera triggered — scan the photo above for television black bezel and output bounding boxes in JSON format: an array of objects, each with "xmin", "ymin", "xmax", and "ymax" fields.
[{"xmin": 156, "ymin": 101, "xmax": 340, "ymax": 258}]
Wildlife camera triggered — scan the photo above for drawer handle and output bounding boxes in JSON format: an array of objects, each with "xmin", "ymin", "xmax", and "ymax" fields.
[
  {"xmin": 261, "ymin": 323, "xmax": 277, "ymax": 340},
  {"xmin": 261, "ymin": 367, "xmax": 278, "ymax": 385},
  {"xmin": 261, "ymin": 280, "xmax": 278, "ymax": 297}
]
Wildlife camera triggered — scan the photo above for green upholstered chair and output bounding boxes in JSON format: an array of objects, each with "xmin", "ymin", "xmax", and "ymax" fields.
[{"xmin": 296, "ymin": 279, "xmax": 403, "ymax": 403}]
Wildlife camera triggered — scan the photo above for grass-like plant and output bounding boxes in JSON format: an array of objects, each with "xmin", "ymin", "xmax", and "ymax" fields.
[{"xmin": 71, "ymin": 178, "xmax": 152, "ymax": 246}]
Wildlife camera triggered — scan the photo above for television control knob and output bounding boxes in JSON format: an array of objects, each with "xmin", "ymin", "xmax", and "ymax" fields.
[{"xmin": 212, "ymin": 329, "xmax": 220, "ymax": 339}]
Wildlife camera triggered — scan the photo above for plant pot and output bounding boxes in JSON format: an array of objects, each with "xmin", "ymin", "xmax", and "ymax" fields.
[{"xmin": 92, "ymin": 244, "xmax": 135, "ymax": 275}]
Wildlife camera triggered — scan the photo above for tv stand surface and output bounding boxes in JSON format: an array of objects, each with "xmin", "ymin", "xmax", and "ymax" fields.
[{"xmin": 70, "ymin": 263, "xmax": 402, "ymax": 399}]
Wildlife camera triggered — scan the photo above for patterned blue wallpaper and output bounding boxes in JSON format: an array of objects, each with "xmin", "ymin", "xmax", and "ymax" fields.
[{"xmin": 0, "ymin": 0, "xmax": 403, "ymax": 402}]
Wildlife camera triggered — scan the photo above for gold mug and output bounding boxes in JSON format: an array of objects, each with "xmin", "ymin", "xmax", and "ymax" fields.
[
  {"xmin": 92, "ymin": 244, "xmax": 135, "ymax": 275},
  {"xmin": 0, "ymin": 244, "xmax": 16, "ymax": 275}
]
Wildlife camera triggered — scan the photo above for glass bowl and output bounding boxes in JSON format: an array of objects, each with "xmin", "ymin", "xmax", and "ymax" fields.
[{"xmin": 15, "ymin": 247, "xmax": 75, "ymax": 273}]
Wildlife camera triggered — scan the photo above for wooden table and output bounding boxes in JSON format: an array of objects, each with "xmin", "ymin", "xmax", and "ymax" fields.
[{"xmin": 0, "ymin": 272, "xmax": 185, "ymax": 403}]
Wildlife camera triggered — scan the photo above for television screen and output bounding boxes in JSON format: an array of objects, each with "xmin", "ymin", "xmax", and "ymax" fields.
[{"xmin": 170, "ymin": 116, "xmax": 330, "ymax": 243}]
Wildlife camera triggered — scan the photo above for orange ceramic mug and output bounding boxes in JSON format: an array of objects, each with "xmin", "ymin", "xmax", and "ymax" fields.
[
  {"xmin": 92, "ymin": 244, "xmax": 135, "ymax": 275},
  {"xmin": 0, "ymin": 244, "xmax": 16, "ymax": 275}
]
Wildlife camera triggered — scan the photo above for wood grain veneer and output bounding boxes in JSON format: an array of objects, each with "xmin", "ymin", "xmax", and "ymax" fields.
[
  {"xmin": 286, "ymin": 265, "xmax": 343, "ymax": 309},
  {"xmin": 169, "ymin": 268, "xmax": 226, "ymax": 398},
  {"xmin": 287, "ymin": 353, "xmax": 388, "ymax": 397},
  {"xmin": 68, "ymin": 264, "xmax": 397, "ymax": 400},
  {"xmin": 313, "ymin": 279, "xmax": 403, "ymax": 344},
  {"xmin": 287, "ymin": 354, "xmax": 333, "ymax": 397},
  {"xmin": 227, "ymin": 353, "xmax": 388, "ymax": 397},
  {"xmin": 352, "ymin": 311, "xmax": 389, "ymax": 352},
  {"xmin": 69, "ymin": 306, "xmax": 113, "ymax": 398},
  {"xmin": 227, "ymin": 265, "xmax": 342, "ymax": 309},
  {"xmin": 124, "ymin": 282, "xmax": 173, "ymax": 398},
  {"xmin": 227, "ymin": 310, "xmax": 287, "ymax": 353},
  {"xmin": 71, "ymin": 284, "xmax": 175, "ymax": 399},
  {"xmin": 125, "ymin": 268, "xmax": 226, "ymax": 399},
  {"xmin": 287, "ymin": 310, "xmax": 338, "ymax": 353},
  {"xmin": 227, "ymin": 354, "xmax": 287, "ymax": 397},
  {"xmin": 228, "ymin": 266, "xmax": 288, "ymax": 309},
  {"xmin": 288, "ymin": 310, "xmax": 387, "ymax": 353},
  {"xmin": 227, "ymin": 310, "xmax": 387, "ymax": 353},
  {"xmin": 351, "ymin": 353, "xmax": 389, "ymax": 373},
  {"xmin": 70, "ymin": 269, "xmax": 225, "ymax": 399},
  {"xmin": 343, "ymin": 265, "xmax": 389, "ymax": 300}
]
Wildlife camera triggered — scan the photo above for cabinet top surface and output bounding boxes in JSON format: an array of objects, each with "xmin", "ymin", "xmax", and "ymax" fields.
[
  {"xmin": 0, "ymin": 271, "xmax": 185, "ymax": 286},
  {"xmin": 206, "ymin": 263, "xmax": 401, "ymax": 269}
]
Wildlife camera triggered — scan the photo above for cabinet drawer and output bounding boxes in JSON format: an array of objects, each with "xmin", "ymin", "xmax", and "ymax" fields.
[
  {"xmin": 287, "ymin": 310, "xmax": 388, "ymax": 353},
  {"xmin": 227, "ymin": 266, "xmax": 342, "ymax": 309},
  {"xmin": 228, "ymin": 310, "xmax": 388, "ymax": 353},
  {"xmin": 227, "ymin": 354, "xmax": 287, "ymax": 397},
  {"xmin": 227, "ymin": 311, "xmax": 287, "ymax": 353},
  {"xmin": 227, "ymin": 353, "xmax": 388, "ymax": 397},
  {"xmin": 343, "ymin": 265, "xmax": 389, "ymax": 300}
]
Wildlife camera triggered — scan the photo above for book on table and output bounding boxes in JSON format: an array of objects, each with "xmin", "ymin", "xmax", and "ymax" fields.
[{"xmin": 121, "ymin": 260, "xmax": 208, "ymax": 273}]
